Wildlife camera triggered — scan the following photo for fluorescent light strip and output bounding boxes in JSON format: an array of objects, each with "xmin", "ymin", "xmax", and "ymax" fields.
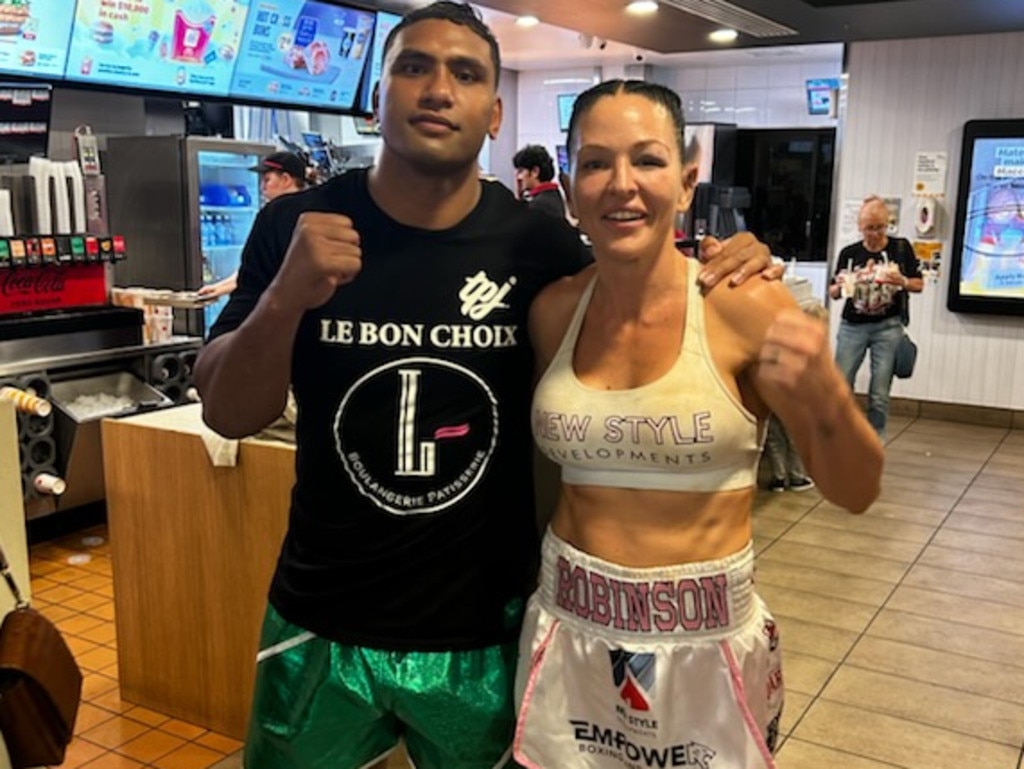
[{"xmin": 657, "ymin": 0, "xmax": 796, "ymax": 38}]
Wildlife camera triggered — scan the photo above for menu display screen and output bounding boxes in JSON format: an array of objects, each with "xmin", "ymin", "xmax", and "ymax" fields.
[
  {"xmin": 64, "ymin": 0, "xmax": 251, "ymax": 96},
  {"xmin": 229, "ymin": 0, "xmax": 376, "ymax": 111},
  {"xmin": 0, "ymin": 1, "xmax": 74, "ymax": 78},
  {"xmin": 355, "ymin": 9, "xmax": 399, "ymax": 115}
]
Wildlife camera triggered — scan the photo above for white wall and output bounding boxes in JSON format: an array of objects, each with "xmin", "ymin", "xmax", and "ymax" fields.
[
  {"xmin": 654, "ymin": 58, "xmax": 842, "ymax": 129},
  {"xmin": 833, "ymin": 31, "xmax": 1024, "ymax": 410}
]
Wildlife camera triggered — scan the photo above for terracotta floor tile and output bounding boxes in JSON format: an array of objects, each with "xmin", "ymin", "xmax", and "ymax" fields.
[
  {"xmin": 77, "ymin": 645, "xmax": 120, "ymax": 672},
  {"xmin": 78, "ymin": 752, "xmax": 146, "ymax": 769},
  {"xmin": 64, "ymin": 592, "xmax": 112, "ymax": 612},
  {"xmin": 29, "ymin": 557, "xmax": 64, "ymax": 577},
  {"xmin": 86, "ymin": 601, "xmax": 117, "ymax": 621},
  {"xmin": 35, "ymin": 584, "xmax": 85, "ymax": 603},
  {"xmin": 160, "ymin": 719, "xmax": 208, "ymax": 740},
  {"xmin": 58, "ymin": 613, "xmax": 107, "ymax": 636},
  {"xmin": 70, "ymin": 573, "xmax": 114, "ymax": 592},
  {"xmin": 115, "ymin": 728, "xmax": 186, "ymax": 763},
  {"xmin": 54, "ymin": 737, "xmax": 108, "ymax": 768},
  {"xmin": 79, "ymin": 716, "xmax": 150, "ymax": 750},
  {"xmin": 38, "ymin": 603, "xmax": 79, "ymax": 623},
  {"xmin": 66, "ymin": 635, "xmax": 101, "ymax": 657},
  {"xmin": 30, "ymin": 575, "xmax": 60, "ymax": 592},
  {"xmin": 99, "ymin": 660, "xmax": 120, "ymax": 679},
  {"xmin": 46, "ymin": 566, "xmax": 95, "ymax": 584},
  {"xmin": 124, "ymin": 705, "xmax": 171, "ymax": 728},
  {"xmin": 194, "ymin": 732, "xmax": 244, "ymax": 755},
  {"xmin": 151, "ymin": 742, "xmax": 222, "ymax": 769},
  {"xmin": 81, "ymin": 672, "xmax": 120, "ymax": 701},
  {"xmin": 90, "ymin": 685, "xmax": 135, "ymax": 714},
  {"xmin": 78, "ymin": 621, "xmax": 119, "ymax": 645},
  {"xmin": 74, "ymin": 703, "xmax": 117, "ymax": 735}
]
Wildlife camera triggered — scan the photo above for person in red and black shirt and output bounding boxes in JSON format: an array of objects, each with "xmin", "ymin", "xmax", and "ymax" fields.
[{"xmin": 513, "ymin": 144, "xmax": 566, "ymax": 219}]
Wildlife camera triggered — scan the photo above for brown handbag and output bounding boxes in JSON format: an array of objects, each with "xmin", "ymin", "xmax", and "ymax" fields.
[{"xmin": 0, "ymin": 541, "xmax": 83, "ymax": 769}]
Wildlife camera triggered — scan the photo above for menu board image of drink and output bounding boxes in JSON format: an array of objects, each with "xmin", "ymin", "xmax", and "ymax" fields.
[
  {"xmin": 65, "ymin": 0, "xmax": 251, "ymax": 96},
  {"xmin": 0, "ymin": 0, "xmax": 74, "ymax": 78},
  {"xmin": 230, "ymin": 0, "xmax": 375, "ymax": 111}
]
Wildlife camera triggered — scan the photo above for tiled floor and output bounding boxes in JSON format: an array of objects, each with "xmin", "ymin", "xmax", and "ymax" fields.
[{"xmin": 27, "ymin": 415, "xmax": 1024, "ymax": 768}]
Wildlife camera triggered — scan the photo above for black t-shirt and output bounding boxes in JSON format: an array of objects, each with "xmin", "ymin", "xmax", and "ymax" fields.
[
  {"xmin": 832, "ymin": 237, "xmax": 922, "ymax": 324},
  {"xmin": 208, "ymin": 169, "xmax": 591, "ymax": 650}
]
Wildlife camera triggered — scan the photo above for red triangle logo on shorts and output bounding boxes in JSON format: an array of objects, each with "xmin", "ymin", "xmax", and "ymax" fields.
[{"xmin": 619, "ymin": 678, "xmax": 650, "ymax": 711}]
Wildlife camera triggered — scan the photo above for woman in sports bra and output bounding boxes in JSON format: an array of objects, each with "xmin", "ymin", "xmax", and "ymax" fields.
[{"xmin": 514, "ymin": 80, "xmax": 884, "ymax": 769}]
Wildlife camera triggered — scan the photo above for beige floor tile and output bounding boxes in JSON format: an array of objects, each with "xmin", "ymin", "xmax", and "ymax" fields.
[
  {"xmin": 846, "ymin": 635, "xmax": 1024, "ymax": 704},
  {"xmin": 970, "ymin": 472, "xmax": 1024, "ymax": 493},
  {"xmin": 952, "ymin": 495, "xmax": 1023, "ymax": 521},
  {"xmin": 867, "ymin": 608, "xmax": 1024, "ymax": 669},
  {"xmin": 758, "ymin": 540, "xmax": 910, "ymax": 583},
  {"xmin": 756, "ymin": 560, "xmax": 893, "ymax": 606},
  {"xmin": 877, "ymin": 470, "xmax": 968, "ymax": 497},
  {"xmin": 903, "ymin": 563, "xmax": 1024, "ymax": 608},
  {"xmin": 885, "ymin": 434, "xmax": 999, "ymax": 461},
  {"xmin": 821, "ymin": 666, "xmax": 1024, "ymax": 745},
  {"xmin": 775, "ymin": 737, "xmax": 904, "ymax": 769},
  {"xmin": 917, "ymin": 543, "xmax": 1024, "ymax": 583},
  {"xmin": 778, "ymin": 651, "xmax": 837, "ymax": 697},
  {"xmin": 929, "ymin": 528, "xmax": 1024, "ymax": 561},
  {"xmin": 818, "ymin": 498, "xmax": 949, "ymax": 526},
  {"xmin": 872, "ymin": 484, "xmax": 957, "ymax": 511},
  {"xmin": 903, "ymin": 419, "xmax": 1009, "ymax": 441},
  {"xmin": 958, "ymin": 483, "xmax": 1024, "ymax": 507},
  {"xmin": 882, "ymin": 449, "xmax": 984, "ymax": 476},
  {"xmin": 774, "ymin": 616, "xmax": 861, "ymax": 662},
  {"xmin": 753, "ymin": 515, "xmax": 794, "ymax": 542},
  {"xmin": 753, "ymin": 496, "xmax": 816, "ymax": 522},
  {"xmin": 791, "ymin": 699, "xmax": 1019, "ymax": 768},
  {"xmin": 778, "ymin": 690, "xmax": 812, "ymax": 737},
  {"xmin": 801, "ymin": 505, "xmax": 937, "ymax": 543},
  {"xmin": 981, "ymin": 456, "xmax": 1024, "ymax": 478},
  {"xmin": 780, "ymin": 521, "xmax": 926, "ymax": 562},
  {"xmin": 759, "ymin": 584, "xmax": 878, "ymax": 633},
  {"xmin": 885, "ymin": 584, "xmax": 1024, "ymax": 636}
]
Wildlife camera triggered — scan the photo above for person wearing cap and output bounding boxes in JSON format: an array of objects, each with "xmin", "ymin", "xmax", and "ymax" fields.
[
  {"xmin": 198, "ymin": 152, "xmax": 309, "ymax": 299},
  {"xmin": 253, "ymin": 151, "xmax": 309, "ymax": 204}
]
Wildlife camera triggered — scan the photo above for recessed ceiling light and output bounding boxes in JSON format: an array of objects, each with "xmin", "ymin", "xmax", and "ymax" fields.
[
  {"xmin": 626, "ymin": 0, "xmax": 659, "ymax": 14},
  {"xmin": 709, "ymin": 28, "xmax": 739, "ymax": 43},
  {"xmin": 515, "ymin": 15, "xmax": 540, "ymax": 27}
]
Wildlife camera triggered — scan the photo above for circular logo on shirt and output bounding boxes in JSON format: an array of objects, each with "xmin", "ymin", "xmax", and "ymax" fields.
[{"xmin": 335, "ymin": 356, "xmax": 499, "ymax": 515}]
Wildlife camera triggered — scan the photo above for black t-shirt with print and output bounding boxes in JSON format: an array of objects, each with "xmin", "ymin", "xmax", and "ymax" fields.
[
  {"xmin": 833, "ymin": 236, "xmax": 922, "ymax": 324},
  {"xmin": 208, "ymin": 169, "xmax": 590, "ymax": 650}
]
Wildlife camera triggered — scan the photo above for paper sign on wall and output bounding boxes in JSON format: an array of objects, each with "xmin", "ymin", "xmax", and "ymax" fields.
[{"xmin": 914, "ymin": 152, "xmax": 948, "ymax": 196}]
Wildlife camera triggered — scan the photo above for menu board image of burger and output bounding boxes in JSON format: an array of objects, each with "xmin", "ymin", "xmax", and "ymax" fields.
[
  {"xmin": 0, "ymin": 0, "xmax": 75, "ymax": 78},
  {"xmin": 65, "ymin": 0, "xmax": 252, "ymax": 96},
  {"xmin": 229, "ymin": 0, "xmax": 375, "ymax": 111}
]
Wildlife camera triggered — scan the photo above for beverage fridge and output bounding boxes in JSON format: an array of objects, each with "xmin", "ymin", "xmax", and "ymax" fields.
[{"xmin": 105, "ymin": 136, "xmax": 275, "ymax": 336}]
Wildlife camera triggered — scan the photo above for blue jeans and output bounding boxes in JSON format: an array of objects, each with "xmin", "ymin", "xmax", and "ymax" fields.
[{"xmin": 835, "ymin": 316, "xmax": 903, "ymax": 438}]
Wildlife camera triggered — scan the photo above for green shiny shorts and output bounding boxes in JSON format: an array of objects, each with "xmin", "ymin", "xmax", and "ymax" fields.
[{"xmin": 244, "ymin": 605, "xmax": 519, "ymax": 769}]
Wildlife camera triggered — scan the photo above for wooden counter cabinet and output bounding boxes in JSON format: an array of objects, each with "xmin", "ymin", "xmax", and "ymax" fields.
[{"xmin": 101, "ymin": 405, "xmax": 293, "ymax": 739}]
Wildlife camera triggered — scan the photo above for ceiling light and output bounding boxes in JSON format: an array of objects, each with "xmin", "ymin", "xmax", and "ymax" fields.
[
  {"xmin": 709, "ymin": 28, "xmax": 739, "ymax": 43},
  {"xmin": 626, "ymin": 1, "xmax": 659, "ymax": 14},
  {"xmin": 515, "ymin": 15, "xmax": 540, "ymax": 27}
]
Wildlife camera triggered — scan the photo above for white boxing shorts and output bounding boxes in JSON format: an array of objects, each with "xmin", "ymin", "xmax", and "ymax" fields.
[{"xmin": 514, "ymin": 530, "xmax": 783, "ymax": 769}]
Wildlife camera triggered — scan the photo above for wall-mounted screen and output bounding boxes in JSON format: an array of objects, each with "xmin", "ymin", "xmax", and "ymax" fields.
[
  {"xmin": 557, "ymin": 93, "xmax": 576, "ymax": 133},
  {"xmin": 806, "ymin": 78, "xmax": 839, "ymax": 116},
  {"xmin": 64, "ymin": 0, "xmax": 251, "ymax": 96},
  {"xmin": 948, "ymin": 119, "xmax": 1024, "ymax": 316},
  {"xmin": 229, "ymin": 0, "xmax": 375, "ymax": 112},
  {"xmin": 0, "ymin": 1, "xmax": 74, "ymax": 78},
  {"xmin": 0, "ymin": 83, "xmax": 52, "ymax": 162},
  {"xmin": 355, "ymin": 9, "xmax": 399, "ymax": 115}
]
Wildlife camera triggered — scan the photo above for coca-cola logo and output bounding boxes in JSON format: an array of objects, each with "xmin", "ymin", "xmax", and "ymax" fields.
[{"xmin": 1, "ymin": 268, "xmax": 67, "ymax": 297}]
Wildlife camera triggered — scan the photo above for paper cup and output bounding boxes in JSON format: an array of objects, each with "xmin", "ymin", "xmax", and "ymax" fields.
[{"xmin": 33, "ymin": 472, "xmax": 67, "ymax": 496}]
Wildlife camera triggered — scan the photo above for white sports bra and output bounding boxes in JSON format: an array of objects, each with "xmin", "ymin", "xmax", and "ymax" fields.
[{"xmin": 531, "ymin": 265, "xmax": 763, "ymax": 492}]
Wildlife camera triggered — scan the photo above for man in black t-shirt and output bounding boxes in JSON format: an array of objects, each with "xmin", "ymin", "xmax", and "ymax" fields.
[
  {"xmin": 195, "ymin": 4, "xmax": 774, "ymax": 769},
  {"xmin": 829, "ymin": 196, "xmax": 924, "ymax": 437}
]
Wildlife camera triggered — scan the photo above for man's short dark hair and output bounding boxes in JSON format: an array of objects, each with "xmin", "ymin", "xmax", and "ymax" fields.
[
  {"xmin": 513, "ymin": 145, "xmax": 555, "ymax": 182},
  {"xmin": 382, "ymin": 1, "xmax": 501, "ymax": 89}
]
